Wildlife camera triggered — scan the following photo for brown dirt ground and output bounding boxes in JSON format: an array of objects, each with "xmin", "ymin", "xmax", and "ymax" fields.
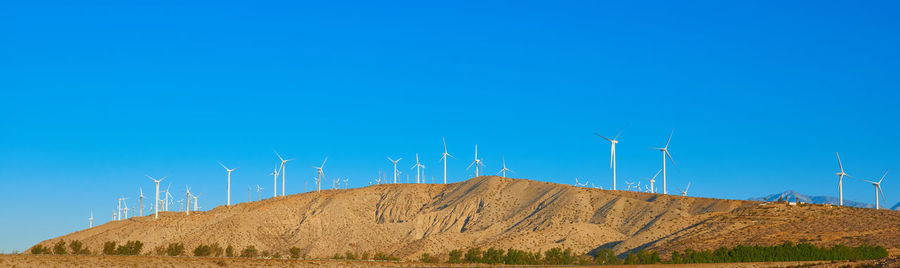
[{"xmin": 28, "ymin": 177, "xmax": 900, "ymax": 261}]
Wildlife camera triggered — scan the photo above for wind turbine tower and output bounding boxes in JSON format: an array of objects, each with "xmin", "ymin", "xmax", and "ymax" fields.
[
  {"xmin": 138, "ymin": 187, "xmax": 144, "ymax": 217},
  {"xmin": 313, "ymin": 157, "xmax": 327, "ymax": 192},
  {"xmin": 649, "ymin": 131, "xmax": 676, "ymax": 194},
  {"xmin": 835, "ymin": 152, "xmax": 855, "ymax": 206},
  {"xmin": 596, "ymin": 131, "xmax": 621, "ymax": 190},
  {"xmin": 498, "ymin": 156, "xmax": 512, "ymax": 177},
  {"xmin": 275, "ymin": 151, "xmax": 294, "ymax": 196},
  {"xmin": 185, "ymin": 186, "xmax": 191, "ymax": 215},
  {"xmin": 218, "ymin": 161, "xmax": 237, "ymax": 206},
  {"xmin": 466, "ymin": 144, "xmax": 485, "ymax": 177},
  {"xmin": 388, "ymin": 157, "xmax": 402, "ymax": 184},
  {"xmin": 88, "ymin": 210, "xmax": 93, "ymax": 228},
  {"xmin": 271, "ymin": 167, "xmax": 279, "ymax": 197},
  {"xmin": 147, "ymin": 175, "xmax": 166, "ymax": 219},
  {"xmin": 860, "ymin": 170, "xmax": 888, "ymax": 209},
  {"xmin": 440, "ymin": 138, "xmax": 454, "ymax": 184},
  {"xmin": 411, "ymin": 154, "xmax": 424, "ymax": 184}
]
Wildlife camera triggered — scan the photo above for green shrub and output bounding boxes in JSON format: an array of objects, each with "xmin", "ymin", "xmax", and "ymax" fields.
[
  {"xmin": 482, "ymin": 247, "xmax": 504, "ymax": 264},
  {"xmin": 239, "ymin": 245, "xmax": 258, "ymax": 258},
  {"xmin": 332, "ymin": 253, "xmax": 343, "ymax": 259},
  {"xmin": 447, "ymin": 249, "xmax": 462, "ymax": 263},
  {"xmin": 464, "ymin": 247, "xmax": 482, "ymax": 263},
  {"xmin": 53, "ymin": 240, "xmax": 67, "ymax": 255},
  {"xmin": 345, "ymin": 251, "xmax": 357, "ymax": 260},
  {"xmin": 115, "ymin": 241, "xmax": 143, "ymax": 255},
  {"xmin": 30, "ymin": 245, "xmax": 51, "ymax": 254},
  {"xmin": 68, "ymin": 240, "xmax": 89, "ymax": 255},
  {"xmin": 193, "ymin": 244, "xmax": 212, "ymax": 257},
  {"xmin": 225, "ymin": 245, "xmax": 234, "ymax": 257},
  {"xmin": 273, "ymin": 252, "xmax": 282, "ymax": 259},
  {"xmin": 102, "ymin": 241, "xmax": 117, "ymax": 255},
  {"xmin": 419, "ymin": 252, "xmax": 438, "ymax": 263},
  {"xmin": 289, "ymin": 247, "xmax": 302, "ymax": 259},
  {"xmin": 166, "ymin": 243, "xmax": 185, "ymax": 256},
  {"xmin": 361, "ymin": 251, "xmax": 370, "ymax": 260}
]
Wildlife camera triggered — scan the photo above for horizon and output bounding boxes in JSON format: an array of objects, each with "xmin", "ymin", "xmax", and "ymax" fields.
[{"xmin": 1, "ymin": 0, "xmax": 899, "ymax": 253}]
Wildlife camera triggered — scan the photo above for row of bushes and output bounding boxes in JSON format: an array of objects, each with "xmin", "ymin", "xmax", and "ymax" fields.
[
  {"xmin": 31, "ymin": 240, "xmax": 91, "ymax": 255},
  {"xmin": 441, "ymin": 247, "xmax": 660, "ymax": 265},
  {"xmin": 670, "ymin": 242, "xmax": 889, "ymax": 263}
]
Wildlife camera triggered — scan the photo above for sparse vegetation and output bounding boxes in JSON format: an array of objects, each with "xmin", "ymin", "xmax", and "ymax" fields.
[
  {"xmin": 373, "ymin": 251, "xmax": 398, "ymax": 261},
  {"xmin": 419, "ymin": 252, "xmax": 438, "ymax": 263},
  {"xmin": 193, "ymin": 244, "xmax": 212, "ymax": 257},
  {"xmin": 30, "ymin": 245, "xmax": 51, "ymax": 255},
  {"xmin": 344, "ymin": 251, "xmax": 357, "ymax": 260},
  {"xmin": 673, "ymin": 242, "xmax": 888, "ymax": 263},
  {"xmin": 165, "ymin": 243, "xmax": 184, "ymax": 256},
  {"xmin": 289, "ymin": 247, "xmax": 301, "ymax": 259},
  {"xmin": 68, "ymin": 240, "xmax": 90, "ymax": 255},
  {"xmin": 239, "ymin": 245, "xmax": 258, "ymax": 258},
  {"xmin": 52, "ymin": 240, "xmax": 67, "ymax": 255},
  {"xmin": 116, "ymin": 241, "xmax": 144, "ymax": 255},
  {"xmin": 225, "ymin": 244, "xmax": 234, "ymax": 257},
  {"xmin": 210, "ymin": 243, "xmax": 224, "ymax": 257}
]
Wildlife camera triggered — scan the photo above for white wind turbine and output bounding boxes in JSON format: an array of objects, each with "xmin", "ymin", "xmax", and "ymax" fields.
[
  {"xmin": 164, "ymin": 184, "xmax": 172, "ymax": 212},
  {"xmin": 388, "ymin": 157, "xmax": 402, "ymax": 184},
  {"xmin": 147, "ymin": 175, "xmax": 166, "ymax": 219},
  {"xmin": 411, "ymin": 154, "xmax": 425, "ymax": 184},
  {"xmin": 466, "ymin": 145, "xmax": 485, "ymax": 177},
  {"xmin": 271, "ymin": 167, "xmax": 279, "ymax": 197},
  {"xmin": 574, "ymin": 178, "xmax": 589, "ymax": 187},
  {"xmin": 185, "ymin": 186, "xmax": 191, "ymax": 215},
  {"xmin": 625, "ymin": 181, "xmax": 635, "ymax": 191},
  {"xmin": 835, "ymin": 152, "xmax": 856, "ymax": 206},
  {"xmin": 440, "ymin": 138, "xmax": 454, "ymax": 184},
  {"xmin": 256, "ymin": 185, "xmax": 264, "ymax": 201},
  {"xmin": 649, "ymin": 130, "xmax": 676, "ymax": 194},
  {"xmin": 116, "ymin": 198, "xmax": 122, "ymax": 220},
  {"xmin": 647, "ymin": 169, "xmax": 662, "ymax": 194},
  {"xmin": 88, "ymin": 210, "xmax": 93, "ymax": 228},
  {"xmin": 275, "ymin": 151, "xmax": 295, "ymax": 196},
  {"xmin": 192, "ymin": 193, "xmax": 200, "ymax": 211},
  {"xmin": 858, "ymin": 170, "xmax": 888, "ymax": 209},
  {"xmin": 121, "ymin": 198, "xmax": 129, "ymax": 219},
  {"xmin": 497, "ymin": 156, "xmax": 513, "ymax": 177},
  {"xmin": 596, "ymin": 131, "xmax": 622, "ymax": 190},
  {"xmin": 678, "ymin": 182, "xmax": 691, "ymax": 196},
  {"xmin": 218, "ymin": 161, "xmax": 237, "ymax": 206},
  {"xmin": 312, "ymin": 157, "xmax": 327, "ymax": 192},
  {"xmin": 138, "ymin": 187, "xmax": 144, "ymax": 217}
]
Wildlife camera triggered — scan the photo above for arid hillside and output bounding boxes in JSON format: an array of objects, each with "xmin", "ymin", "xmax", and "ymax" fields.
[{"xmin": 33, "ymin": 176, "xmax": 900, "ymax": 259}]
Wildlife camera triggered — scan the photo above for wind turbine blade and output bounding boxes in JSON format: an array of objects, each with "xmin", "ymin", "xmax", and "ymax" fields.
[
  {"xmin": 467, "ymin": 161, "xmax": 476, "ymax": 170},
  {"xmin": 610, "ymin": 146, "xmax": 614, "ymax": 168},
  {"xmin": 322, "ymin": 157, "xmax": 328, "ymax": 167},
  {"xmin": 387, "ymin": 157, "xmax": 393, "ymax": 162},
  {"xmin": 879, "ymin": 186, "xmax": 887, "ymax": 204},
  {"xmin": 878, "ymin": 169, "xmax": 888, "ymax": 184},
  {"xmin": 443, "ymin": 137, "xmax": 447, "ymax": 152},
  {"xmin": 218, "ymin": 161, "xmax": 228, "ymax": 170},
  {"xmin": 666, "ymin": 151, "xmax": 677, "ymax": 168},
  {"xmin": 274, "ymin": 150, "xmax": 284, "ymax": 161},
  {"xmin": 614, "ymin": 130, "xmax": 623, "ymax": 140},
  {"xmin": 448, "ymin": 153, "xmax": 455, "ymax": 159},
  {"xmin": 649, "ymin": 147, "xmax": 664, "ymax": 150},
  {"xmin": 652, "ymin": 169, "xmax": 662, "ymax": 179},
  {"xmin": 665, "ymin": 130, "xmax": 674, "ymax": 148},
  {"xmin": 595, "ymin": 134, "xmax": 613, "ymax": 142},
  {"xmin": 836, "ymin": 152, "xmax": 844, "ymax": 173}
]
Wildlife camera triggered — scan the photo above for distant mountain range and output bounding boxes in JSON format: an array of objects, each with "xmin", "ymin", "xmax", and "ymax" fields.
[{"xmin": 749, "ymin": 190, "xmax": 878, "ymax": 209}]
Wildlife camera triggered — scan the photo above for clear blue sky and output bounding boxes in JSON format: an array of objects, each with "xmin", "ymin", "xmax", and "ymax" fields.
[{"xmin": 1, "ymin": 0, "xmax": 898, "ymax": 253}]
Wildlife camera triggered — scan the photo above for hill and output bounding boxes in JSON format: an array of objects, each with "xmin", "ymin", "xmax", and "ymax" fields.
[
  {"xmin": 749, "ymin": 190, "xmax": 875, "ymax": 208},
  {"xmin": 33, "ymin": 177, "xmax": 900, "ymax": 259}
]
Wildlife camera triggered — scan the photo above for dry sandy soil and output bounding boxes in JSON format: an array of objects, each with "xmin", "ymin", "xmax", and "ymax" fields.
[
  {"xmin": 0, "ymin": 254, "xmax": 884, "ymax": 268},
  {"xmin": 28, "ymin": 176, "xmax": 900, "ymax": 261}
]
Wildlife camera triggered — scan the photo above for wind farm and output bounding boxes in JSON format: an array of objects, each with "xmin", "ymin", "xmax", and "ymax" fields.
[{"xmin": 3, "ymin": 1, "xmax": 899, "ymax": 267}]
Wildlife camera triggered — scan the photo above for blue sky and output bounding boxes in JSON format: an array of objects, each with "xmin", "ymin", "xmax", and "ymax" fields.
[{"xmin": 1, "ymin": 0, "xmax": 899, "ymax": 252}]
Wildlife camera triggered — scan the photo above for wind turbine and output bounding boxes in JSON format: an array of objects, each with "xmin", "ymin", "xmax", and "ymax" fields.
[
  {"xmin": 192, "ymin": 193, "xmax": 200, "ymax": 211},
  {"xmin": 649, "ymin": 130, "xmax": 676, "ymax": 194},
  {"xmin": 411, "ymin": 154, "xmax": 424, "ymax": 184},
  {"xmin": 858, "ymin": 170, "xmax": 888, "ymax": 209},
  {"xmin": 256, "ymin": 185, "xmax": 264, "ymax": 201},
  {"xmin": 88, "ymin": 210, "xmax": 93, "ymax": 228},
  {"xmin": 185, "ymin": 186, "xmax": 191, "ymax": 215},
  {"xmin": 116, "ymin": 198, "xmax": 122, "ymax": 220},
  {"xmin": 312, "ymin": 157, "xmax": 327, "ymax": 192},
  {"xmin": 218, "ymin": 161, "xmax": 237, "ymax": 206},
  {"xmin": 647, "ymin": 169, "xmax": 662, "ymax": 194},
  {"xmin": 466, "ymin": 145, "xmax": 485, "ymax": 177},
  {"xmin": 835, "ymin": 152, "xmax": 856, "ymax": 206},
  {"xmin": 596, "ymin": 131, "xmax": 621, "ymax": 190},
  {"xmin": 275, "ymin": 151, "xmax": 295, "ymax": 196},
  {"xmin": 440, "ymin": 138, "xmax": 454, "ymax": 184},
  {"xmin": 271, "ymin": 167, "xmax": 279, "ymax": 197},
  {"xmin": 497, "ymin": 155, "xmax": 513, "ymax": 177},
  {"xmin": 164, "ymin": 184, "xmax": 172, "ymax": 212},
  {"xmin": 138, "ymin": 188, "xmax": 144, "ymax": 217},
  {"xmin": 121, "ymin": 198, "xmax": 129, "ymax": 219},
  {"xmin": 388, "ymin": 157, "xmax": 402, "ymax": 184},
  {"xmin": 147, "ymin": 176, "xmax": 166, "ymax": 219},
  {"xmin": 678, "ymin": 182, "xmax": 691, "ymax": 196},
  {"xmin": 625, "ymin": 181, "xmax": 635, "ymax": 191}
]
